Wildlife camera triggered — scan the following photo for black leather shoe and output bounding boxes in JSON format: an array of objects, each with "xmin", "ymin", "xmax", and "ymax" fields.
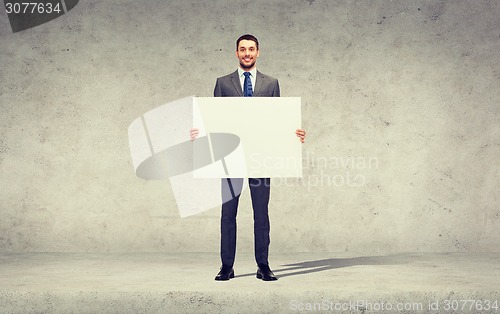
[
  {"xmin": 215, "ymin": 264, "xmax": 234, "ymax": 281},
  {"xmin": 256, "ymin": 264, "xmax": 277, "ymax": 281}
]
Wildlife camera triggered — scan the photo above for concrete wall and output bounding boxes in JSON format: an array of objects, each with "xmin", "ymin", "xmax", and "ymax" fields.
[{"xmin": 0, "ymin": 0, "xmax": 499, "ymax": 253}]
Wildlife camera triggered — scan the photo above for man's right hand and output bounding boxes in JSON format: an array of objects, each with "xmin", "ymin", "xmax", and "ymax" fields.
[{"xmin": 190, "ymin": 128, "xmax": 199, "ymax": 141}]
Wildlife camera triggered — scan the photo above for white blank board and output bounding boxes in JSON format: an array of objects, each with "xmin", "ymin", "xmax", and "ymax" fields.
[{"xmin": 193, "ymin": 97, "xmax": 302, "ymax": 178}]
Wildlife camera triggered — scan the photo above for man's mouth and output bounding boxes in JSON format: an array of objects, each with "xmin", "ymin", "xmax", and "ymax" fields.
[{"xmin": 243, "ymin": 57, "xmax": 252, "ymax": 62}]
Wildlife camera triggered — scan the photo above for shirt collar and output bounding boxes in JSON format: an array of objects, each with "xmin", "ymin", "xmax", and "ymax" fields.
[{"xmin": 238, "ymin": 67, "xmax": 257, "ymax": 78}]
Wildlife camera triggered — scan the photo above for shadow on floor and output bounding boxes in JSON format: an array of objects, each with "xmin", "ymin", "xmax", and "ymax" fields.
[{"xmin": 235, "ymin": 253, "xmax": 418, "ymax": 279}]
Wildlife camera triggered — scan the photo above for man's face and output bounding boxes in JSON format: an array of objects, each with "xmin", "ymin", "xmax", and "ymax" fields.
[{"xmin": 236, "ymin": 39, "xmax": 259, "ymax": 70}]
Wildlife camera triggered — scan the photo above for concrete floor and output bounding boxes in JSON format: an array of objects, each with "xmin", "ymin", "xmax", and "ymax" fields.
[{"xmin": 0, "ymin": 252, "xmax": 499, "ymax": 313}]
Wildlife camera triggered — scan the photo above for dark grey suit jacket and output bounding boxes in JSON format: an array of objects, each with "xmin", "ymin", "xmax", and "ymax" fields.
[{"xmin": 214, "ymin": 70, "xmax": 280, "ymax": 97}]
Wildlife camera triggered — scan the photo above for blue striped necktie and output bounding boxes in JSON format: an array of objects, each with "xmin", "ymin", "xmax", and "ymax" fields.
[{"xmin": 243, "ymin": 72, "xmax": 253, "ymax": 97}]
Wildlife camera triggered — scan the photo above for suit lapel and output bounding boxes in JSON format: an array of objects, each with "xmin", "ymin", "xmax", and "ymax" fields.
[
  {"xmin": 253, "ymin": 70, "xmax": 265, "ymax": 96},
  {"xmin": 228, "ymin": 70, "xmax": 264, "ymax": 96},
  {"xmin": 230, "ymin": 71, "xmax": 243, "ymax": 96}
]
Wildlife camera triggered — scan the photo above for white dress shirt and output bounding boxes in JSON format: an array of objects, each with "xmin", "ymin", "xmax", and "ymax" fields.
[{"xmin": 237, "ymin": 67, "xmax": 257, "ymax": 93}]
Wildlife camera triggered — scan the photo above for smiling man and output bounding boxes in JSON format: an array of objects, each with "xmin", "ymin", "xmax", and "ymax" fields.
[
  {"xmin": 191, "ymin": 34, "xmax": 306, "ymax": 281},
  {"xmin": 213, "ymin": 34, "xmax": 280, "ymax": 99},
  {"xmin": 237, "ymin": 35, "xmax": 259, "ymax": 71}
]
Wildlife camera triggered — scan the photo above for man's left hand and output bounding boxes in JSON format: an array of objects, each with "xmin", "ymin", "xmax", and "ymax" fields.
[{"xmin": 296, "ymin": 129, "xmax": 306, "ymax": 143}]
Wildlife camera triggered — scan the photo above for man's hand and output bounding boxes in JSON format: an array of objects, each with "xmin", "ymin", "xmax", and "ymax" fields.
[
  {"xmin": 190, "ymin": 128, "xmax": 199, "ymax": 141},
  {"xmin": 296, "ymin": 129, "xmax": 306, "ymax": 143}
]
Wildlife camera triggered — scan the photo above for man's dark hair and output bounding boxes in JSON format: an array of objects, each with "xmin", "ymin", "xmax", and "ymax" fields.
[{"xmin": 236, "ymin": 34, "xmax": 259, "ymax": 51}]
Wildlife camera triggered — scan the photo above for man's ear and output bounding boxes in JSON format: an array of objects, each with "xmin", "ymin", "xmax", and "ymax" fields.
[{"xmin": 256, "ymin": 50, "xmax": 260, "ymax": 58}]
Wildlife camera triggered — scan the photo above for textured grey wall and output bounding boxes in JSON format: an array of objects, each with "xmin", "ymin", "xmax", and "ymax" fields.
[{"xmin": 0, "ymin": 0, "xmax": 499, "ymax": 253}]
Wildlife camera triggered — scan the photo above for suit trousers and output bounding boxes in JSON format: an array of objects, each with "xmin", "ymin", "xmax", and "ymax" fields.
[{"xmin": 220, "ymin": 178, "xmax": 271, "ymax": 267}]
